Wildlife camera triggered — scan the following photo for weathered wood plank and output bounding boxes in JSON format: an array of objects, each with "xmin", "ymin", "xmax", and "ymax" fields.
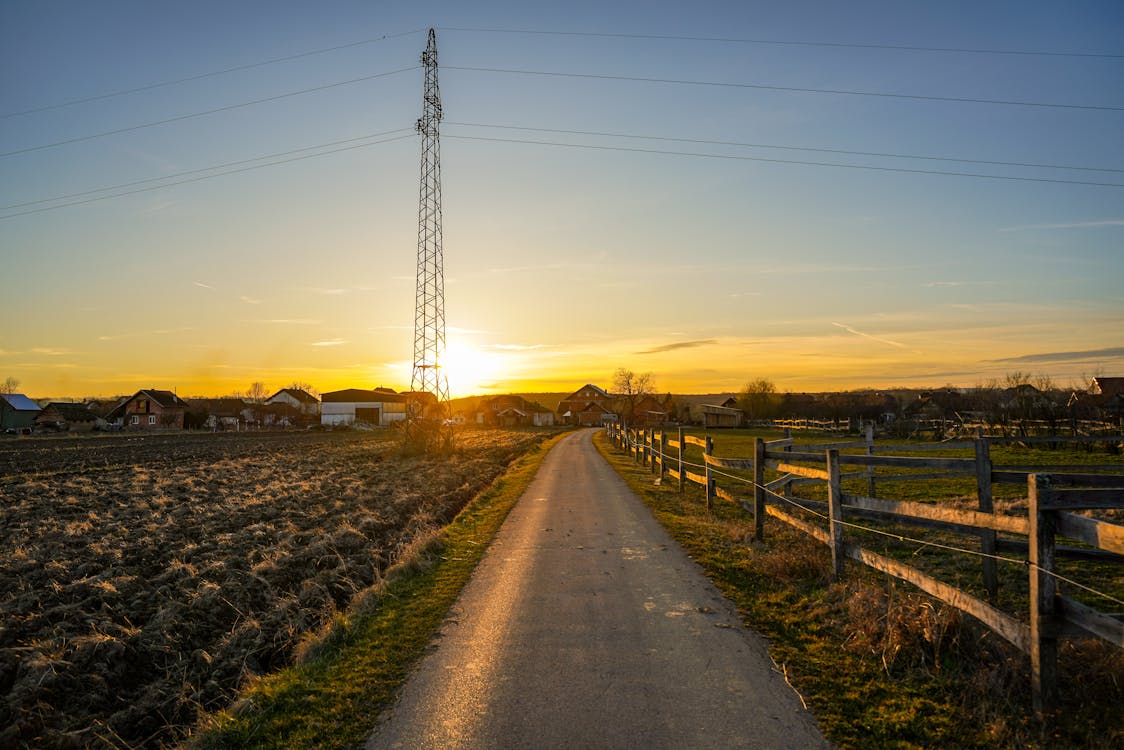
[
  {"xmin": 874, "ymin": 442, "xmax": 975, "ymax": 452},
  {"xmin": 667, "ymin": 468, "xmax": 682, "ymax": 480},
  {"xmin": 840, "ymin": 493, "xmax": 1030, "ymax": 535},
  {"xmin": 704, "ymin": 454, "xmax": 756, "ymax": 470},
  {"xmin": 765, "ymin": 504, "xmax": 830, "ymax": 543},
  {"xmin": 988, "ymin": 435, "xmax": 1124, "ymax": 445},
  {"xmin": 875, "ymin": 471, "xmax": 976, "ymax": 482},
  {"xmin": 803, "ymin": 440, "xmax": 871, "ymax": 450},
  {"xmin": 684, "ymin": 470, "xmax": 707, "ymax": 486},
  {"xmin": 765, "ymin": 438, "xmax": 794, "ymax": 449},
  {"xmin": 1042, "ymin": 488, "xmax": 1124, "ymax": 511},
  {"xmin": 774, "ymin": 462, "xmax": 831, "ymax": 481},
  {"xmin": 666, "ymin": 439, "xmax": 681, "ymax": 450},
  {"xmin": 1055, "ymin": 512, "xmax": 1124, "ymax": 555},
  {"xmin": 765, "ymin": 474, "xmax": 796, "ymax": 492},
  {"xmin": 1059, "ymin": 595, "xmax": 1124, "ymax": 647},
  {"xmin": 683, "ymin": 435, "xmax": 708, "ymax": 448},
  {"xmin": 715, "ymin": 485, "xmax": 739, "ymax": 505},
  {"xmin": 774, "ymin": 451, "xmax": 976, "ymax": 470},
  {"xmin": 845, "ymin": 543, "xmax": 1031, "ymax": 654},
  {"xmin": 996, "ymin": 466, "xmax": 1124, "ymax": 476}
]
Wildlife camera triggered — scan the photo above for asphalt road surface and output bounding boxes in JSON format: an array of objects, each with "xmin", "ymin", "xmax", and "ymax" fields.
[{"xmin": 366, "ymin": 429, "xmax": 830, "ymax": 750}]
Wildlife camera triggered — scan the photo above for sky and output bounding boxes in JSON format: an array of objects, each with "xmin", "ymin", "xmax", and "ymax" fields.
[{"xmin": 2, "ymin": 1, "xmax": 1122, "ymax": 399}]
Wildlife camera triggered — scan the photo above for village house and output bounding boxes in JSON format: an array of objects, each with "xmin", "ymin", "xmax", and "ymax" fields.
[
  {"xmin": 475, "ymin": 394, "xmax": 555, "ymax": 427},
  {"xmin": 187, "ymin": 398, "xmax": 257, "ymax": 430},
  {"xmin": 0, "ymin": 393, "xmax": 42, "ymax": 432},
  {"xmin": 106, "ymin": 389, "xmax": 189, "ymax": 430},
  {"xmin": 34, "ymin": 402, "xmax": 99, "ymax": 432},
  {"xmin": 701, "ymin": 396, "xmax": 743, "ymax": 428},
  {"xmin": 557, "ymin": 384, "xmax": 618, "ymax": 426},
  {"xmin": 630, "ymin": 393, "xmax": 675, "ymax": 428},
  {"xmin": 265, "ymin": 388, "xmax": 320, "ymax": 416},
  {"xmin": 320, "ymin": 388, "xmax": 409, "ymax": 427}
]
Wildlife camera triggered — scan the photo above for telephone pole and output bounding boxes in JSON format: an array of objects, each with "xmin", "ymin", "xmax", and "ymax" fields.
[{"xmin": 410, "ymin": 28, "xmax": 450, "ymax": 416}]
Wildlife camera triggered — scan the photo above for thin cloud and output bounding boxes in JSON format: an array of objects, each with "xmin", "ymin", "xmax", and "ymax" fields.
[
  {"xmin": 485, "ymin": 343, "xmax": 549, "ymax": 351},
  {"xmin": 32, "ymin": 348, "xmax": 69, "ymax": 356},
  {"xmin": 923, "ymin": 280, "xmax": 998, "ymax": 288},
  {"xmin": 636, "ymin": 339, "xmax": 718, "ymax": 355},
  {"xmin": 311, "ymin": 339, "xmax": 347, "ymax": 347},
  {"xmin": 831, "ymin": 322, "xmax": 908, "ymax": 349},
  {"xmin": 989, "ymin": 346, "xmax": 1124, "ymax": 364},
  {"xmin": 999, "ymin": 219, "xmax": 1124, "ymax": 232},
  {"xmin": 194, "ymin": 281, "xmax": 215, "ymax": 290},
  {"xmin": 249, "ymin": 318, "xmax": 322, "ymax": 325},
  {"xmin": 240, "ymin": 296, "xmax": 262, "ymax": 304}
]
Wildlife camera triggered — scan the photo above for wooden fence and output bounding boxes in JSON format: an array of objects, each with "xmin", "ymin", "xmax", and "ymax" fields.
[{"xmin": 606, "ymin": 424, "xmax": 1124, "ymax": 717}]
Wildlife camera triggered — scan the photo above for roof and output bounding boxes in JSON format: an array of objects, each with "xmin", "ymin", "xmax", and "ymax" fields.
[
  {"xmin": 0, "ymin": 393, "xmax": 41, "ymax": 412},
  {"xmin": 268, "ymin": 388, "xmax": 319, "ymax": 404},
  {"xmin": 42, "ymin": 402, "xmax": 98, "ymax": 421},
  {"xmin": 321, "ymin": 388, "xmax": 408, "ymax": 404},
  {"xmin": 187, "ymin": 398, "xmax": 252, "ymax": 416},
  {"xmin": 139, "ymin": 389, "xmax": 188, "ymax": 408},
  {"xmin": 563, "ymin": 383, "xmax": 612, "ymax": 400},
  {"xmin": 1093, "ymin": 377, "xmax": 1124, "ymax": 397}
]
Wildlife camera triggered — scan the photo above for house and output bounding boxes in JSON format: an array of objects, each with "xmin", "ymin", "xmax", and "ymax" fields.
[
  {"xmin": 630, "ymin": 394, "xmax": 674, "ymax": 428},
  {"xmin": 321, "ymin": 388, "xmax": 409, "ymax": 427},
  {"xmin": 1091, "ymin": 377, "xmax": 1124, "ymax": 398},
  {"xmin": 1, "ymin": 393, "xmax": 42, "ymax": 431},
  {"xmin": 35, "ymin": 402, "xmax": 99, "ymax": 432},
  {"xmin": 265, "ymin": 388, "xmax": 320, "ymax": 416},
  {"xmin": 557, "ymin": 384, "xmax": 618, "ymax": 426},
  {"xmin": 476, "ymin": 394, "xmax": 555, "ymax": 427},
  {"xmin": 701, "ymin": 399, "xmax": 743, "ymax": 428},
  {"xmin": 106, "ymin": 389, "xmax": 189, "ymax": 430},
  {"xmin": 187, "ymin": 398, "xmax": 256, "ymax": 430}
]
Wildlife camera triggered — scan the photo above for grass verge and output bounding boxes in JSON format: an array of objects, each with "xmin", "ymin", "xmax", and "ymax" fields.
[
  {"xmin": 593, "ymin": 430, "xmax": 1123, "ymax": 750},
  {"xmin": 187, "ymin": 431, "xmax": 569, "ymax": 749}
]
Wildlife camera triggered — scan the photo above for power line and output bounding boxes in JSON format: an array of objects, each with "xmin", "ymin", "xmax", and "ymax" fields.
[
  {"xmin": 2, "ymin": 28, "xmax": 426, "ymax": 119},
  {"xmin": 0, "ymin": 133, "xmax": 413, "ymax": 220},
  {"xmin": 446, "ymin": 121, "xmax": 1124, "ymax": 174},
  {"xmin": 445, "ymin": 65, "xmax": 1124, "ymax": 112},
  {"xmin": 0, "ymin": 128, "xmax": 413, "ymax": 211},
  {"xmin": 442, "ymin": 26, "xmax": 1124, "ymax": 60},
  {"xmin": 444, "ymin": 133, "xmax": 1124, "ymax": 187},
  {"xmin": 0, "ymin": 66, "xmax": 419, "ymax": 159}
]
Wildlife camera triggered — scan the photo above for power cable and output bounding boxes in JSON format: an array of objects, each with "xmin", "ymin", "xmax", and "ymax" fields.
[
  {"xmin": 0, "ymin": 66, "xmax": 419, "ymax": 159},
  {"xmin": 445, "ymin": 65, "xmax": 1124, "ymax": 112},
  {"xmin": 441, "ymin": 26, "xmax": 1124, "ymax": 60},
  {"xmin": 444, "ymin": 134, "xmax": 1124, "ymax": 187},
  {"xmin": 2, "ymin": 28, "xmax": 426, "ymax": 119},
  {"xmin": 446, "ymin": 121, "xmax": 1124, "ymax": 173},
  {"xmin": 0, "ymin": 128, "xmax": 413, "ymax": 211},
  {"xmin": 0, "ymin": 133, "xmax": 413, "ymax": 220}
]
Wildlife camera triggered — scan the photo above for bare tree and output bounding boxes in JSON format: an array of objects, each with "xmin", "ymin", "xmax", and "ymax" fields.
[
  {"xmin": 246, "ymin": 382, "xmax": 268, "ymax": 404},
  {"xmin": 286, "ymin": 380, "xmax": 319, "ymax": 398},
  {"xmin": 612, "ymin": 368, "xmax": 654, "ymax": 425},
  {"xmin": 737, "ymin": 378, "xmax": 779, "ymax": 421},
  {"xmin": 1, "ymin": 375, "xmax": 20, "ymax": 395}
]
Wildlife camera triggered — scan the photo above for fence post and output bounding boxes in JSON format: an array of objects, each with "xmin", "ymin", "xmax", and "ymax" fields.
[
  {"xmin": 650, "ymin": 429, "xmax": 658, "ymax": 474},
  {"xmin": 677, "ymin": 427, "xmax": 684, "ymax": 493},
  {"xmin": 827, "ymin": 449, "xmax": 845, "ymax": 579},
  {"xmin": 704, "ymin": 435, "xmax": 714, "ymax": 511},
  {"xmin": 754, "ymin": 437, "xmax": 765, "ymax": 541},
  {"xmin": 1028, "ymin": 473, "xmax": 1058, "ymax": 720},
  {"xmin": 783, "ymin": 428, "xmax": 793, "ymax": 499},
  {"xmin": 975, "ymin": 429, "xmax": 998, "ymax": 600},
  {"xmin": 659, "ymin": 430, "xmax": 667, "ymax": 480},
  {"xmin": 865, "ymin": 422, "xmax": 876, "ymax": 498}
]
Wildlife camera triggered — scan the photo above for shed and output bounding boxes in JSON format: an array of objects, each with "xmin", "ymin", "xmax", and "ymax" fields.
[
  {"xmin": 321, "ymin": 388, "xmax": 409, "ymax": 427},
  {"xmin": 36, "ymin": 402, "xmax": 99, "ymax": 432},
  {"xmin": 1, "ymin": 393, "xmax": 42, "ymax": 431}
]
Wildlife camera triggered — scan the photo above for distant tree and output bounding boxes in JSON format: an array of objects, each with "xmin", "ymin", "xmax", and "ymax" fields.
[
  {"xmin": 246, "ymin": 382, "xmax": 268, "ymax": 404},
  {"xmin": 1, "ymin": 375, "xmax": 20, "ymax": 395},
  {"xmin": 286, "ymin": 380, "xmax": 320, "ymax": 398},
  {"xmin": 738, "ymin": 378, "xmax": 779, "ymax": 421},
  {"xmin": 612, "ymin": 368, "xmax": 654, "ymax": 425}
]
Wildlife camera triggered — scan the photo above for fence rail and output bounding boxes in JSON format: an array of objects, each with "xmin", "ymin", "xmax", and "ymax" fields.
[{"xmin": 605, "ymin": 423, "xmax": 1124, "ymax": 718}]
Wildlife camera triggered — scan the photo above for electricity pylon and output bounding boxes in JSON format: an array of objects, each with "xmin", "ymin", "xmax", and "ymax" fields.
[{"xmin": 410, "ymin": 28, "xmax": 450, "ymax": 418}]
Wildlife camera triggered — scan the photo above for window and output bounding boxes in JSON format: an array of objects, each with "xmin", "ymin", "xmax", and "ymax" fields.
[
  {"xmin": 148, "ymin": 415, "xmax": 157, "ymax": 425},
  {"xmin": 130, "ymin": 415, "xmax": 139, "ymax": 425}
]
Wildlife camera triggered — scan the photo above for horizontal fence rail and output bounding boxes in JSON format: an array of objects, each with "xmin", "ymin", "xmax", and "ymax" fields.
[{"xmin": 605, "ymin": 423, "xmax": 1124, "ymax": 718}]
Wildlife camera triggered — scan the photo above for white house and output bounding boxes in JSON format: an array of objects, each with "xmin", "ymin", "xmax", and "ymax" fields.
[
  {"xmin": 265, "ymin": 387, "xmax": 320, "ymax": 415},
  {"xmin": 320, "ymin": 388, "xmax": 408, "ymax": 427}
]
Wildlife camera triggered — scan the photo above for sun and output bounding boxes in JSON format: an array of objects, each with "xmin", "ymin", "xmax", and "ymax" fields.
[{"xmin": 442, "ymin": 340, "xmax": 502, "ymax": 397}]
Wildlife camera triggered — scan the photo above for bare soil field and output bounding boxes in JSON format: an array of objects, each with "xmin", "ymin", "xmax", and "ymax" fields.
[{"xmin": 0, "ymin": 428, "xmax": 550, "ymax": 748}]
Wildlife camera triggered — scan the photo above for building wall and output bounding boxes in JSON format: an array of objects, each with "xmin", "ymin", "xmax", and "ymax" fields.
[
  {"xmin": 123, "ymin": 397, "xmax": 184, "ymax": 429},
  {"xmin": 321, "ymin": 400, "xmax": 407, "ymax": 427}
]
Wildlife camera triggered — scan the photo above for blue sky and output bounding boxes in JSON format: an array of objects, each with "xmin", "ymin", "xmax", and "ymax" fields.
[{"xmin": 2, "ymin": 1, "xmax": 1122, "ymax": 397}]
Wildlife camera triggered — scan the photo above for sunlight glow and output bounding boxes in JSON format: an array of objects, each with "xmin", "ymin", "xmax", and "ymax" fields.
[{"xmin": 442, "ymin": 339, "xmax": 504, "ymax": 398}]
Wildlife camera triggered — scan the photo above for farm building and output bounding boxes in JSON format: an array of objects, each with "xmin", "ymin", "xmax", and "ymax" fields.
[
  {"xmin": 702, "ymin": 397, "xmax": 743, "ymax": 428},
  {"xmin": 321, "ymin": 388, "xmax": 408, "ymax": 427},
  {"xmin": 1, "ymin": 393, "xmax": 41, "ymax": 431},
  {"xmin": 630, "ymin": 394, "xmax": 675, "ymax": 427},
  {"xmin": 265, "ymin": 388, "xmax": 320, "ymax": 416},
  {"xmin": 557, "ymin": 384, "xmax": 618, "ymax": 426},
  {"xmin": 476, "ymin": 394, "xmax": 555, "ymax": 427},
  {"xmin": 35, "ymin": 402, "xmax": 99, "ymax": 432},
  {"xmin": 106, "ymin": 389, "xmax": 189, "ymax": 430},
  {"xmin": 187, "ymin": 398, "xmax": 256, "ymax": 430}
]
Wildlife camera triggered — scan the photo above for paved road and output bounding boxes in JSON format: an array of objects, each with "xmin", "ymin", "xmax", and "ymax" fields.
[{"xmin": 366, "ymin": 429, "xmax": 829, "ymax": 750}]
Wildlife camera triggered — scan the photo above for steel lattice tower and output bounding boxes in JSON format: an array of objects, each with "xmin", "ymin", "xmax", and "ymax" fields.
[{"xmin": 410, "ymin": 28, "xmax": 449, "ymax": 412}]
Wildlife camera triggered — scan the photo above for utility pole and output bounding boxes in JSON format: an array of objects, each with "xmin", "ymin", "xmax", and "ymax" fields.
[{"xmin": 410, "ymin": 28, "xmax": 450, "ymax": 421}]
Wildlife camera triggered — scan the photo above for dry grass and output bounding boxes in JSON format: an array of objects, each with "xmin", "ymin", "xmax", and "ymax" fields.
[{"xmin": 0, "ymin": 428, "xmax": 550, "ymax": 749}]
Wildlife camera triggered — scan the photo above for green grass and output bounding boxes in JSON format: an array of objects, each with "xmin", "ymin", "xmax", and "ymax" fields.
[
  {"xmin": 595, "ymin": 430, "xmax": 1123, "ymax": 750},
  {"xmin": 187, "ymin": 432, "xmax": 568, "ymax": 750}
]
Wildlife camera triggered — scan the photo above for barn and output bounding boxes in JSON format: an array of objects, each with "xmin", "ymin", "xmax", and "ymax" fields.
[
  {"xmin": 1, "ymin": 393, "xmax": 41, "ymax": 431},
  {"xmin": 320, "ymin": 388, "xmax": 408, "ymax": 427}
]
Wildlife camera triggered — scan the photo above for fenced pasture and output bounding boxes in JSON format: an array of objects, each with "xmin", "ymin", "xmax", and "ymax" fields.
[
  {"xmin": 0, "ymin": 428, "xmax": 548, "ymax": 749},
  {"xmin": 607, "ymin": 424, "xmax": 1124, "ymax": 717}
]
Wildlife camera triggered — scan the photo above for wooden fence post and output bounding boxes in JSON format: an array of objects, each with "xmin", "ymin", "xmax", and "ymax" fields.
[
  {"xmin": 705, "ymin": 435, "xmax": 714, "ymax": 511},
  {"xmin": 754, "ymin": 437, "xmax": 765, "ymax": 541},
  {"xmin": 865, "ymin": 422, "xmax": 877, "ymax": 498},
  {"xmin": 677, "ymin": 427, "xmax": 684, "ymax": 493},
  {"xmin": 827, "ymin": 449, "xmax": 845, "ymax": 579},
  {"xmin": 1028, "ymin": 473, "xmax": 1059, "ymax": 720},
  {"xmin": 783, "ymin": 428, "xmax": 793, "ymax": 499},
  {"xmin": 650, "ymin": 429, "xmax": 658, "ymax": 474},
  {"xmin": 975, "ymin": 429, "xmax": 998, "ymax": 600},
  {"xmin": 659, "ymin": 430, "xmax": 667, "ymax": 480}
]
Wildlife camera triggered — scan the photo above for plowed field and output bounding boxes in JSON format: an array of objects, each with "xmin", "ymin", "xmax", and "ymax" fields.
[{"xmin": 0, "ymin": 428, "xmax": 548, "ymax": 748}]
